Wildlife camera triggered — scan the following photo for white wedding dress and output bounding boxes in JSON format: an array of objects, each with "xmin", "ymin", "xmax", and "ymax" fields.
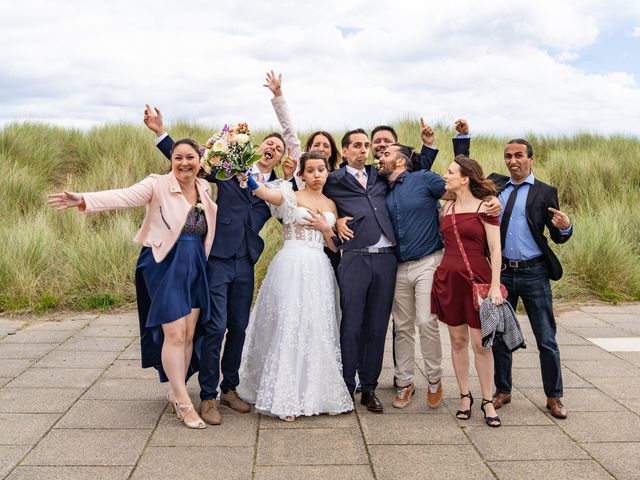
[{"xmin": 237, "ymin": 181, "xmax": 353, "ymax": 417}]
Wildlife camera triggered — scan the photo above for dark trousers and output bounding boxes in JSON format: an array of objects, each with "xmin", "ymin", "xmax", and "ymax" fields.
[
  {"xmin": 198, "ymin": 255, "xmax": 254, "ymax": 400},
  {"xmin": 492, "ymin": 261, "xmax": 563, "ymax": 398},
  {"xmin": 338, "ymin": 251, "xmax": 397, "ymax": 394}
]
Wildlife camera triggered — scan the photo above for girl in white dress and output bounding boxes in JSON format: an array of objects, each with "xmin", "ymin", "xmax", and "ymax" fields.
[{"xmin": 236, "ymin": 152, "xmax": 353, "ymax": 421}]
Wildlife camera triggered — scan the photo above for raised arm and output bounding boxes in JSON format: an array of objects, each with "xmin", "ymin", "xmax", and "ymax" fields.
[
  {"xmin": 144, "ymin": 104, "xmax": 172, "ymax": 160},
  {"xmin": 264, "ymin": 71, "xmax": 303, "ymax": 161}
]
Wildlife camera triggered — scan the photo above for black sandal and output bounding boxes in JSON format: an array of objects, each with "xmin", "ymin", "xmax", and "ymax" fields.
[
  {"xmin": 481, "ymin": 399, "xmax": 502, "ymax": 427},
  {"xmin": 456, "ymin": 392, "xmax": 473, "ymax": 420}
]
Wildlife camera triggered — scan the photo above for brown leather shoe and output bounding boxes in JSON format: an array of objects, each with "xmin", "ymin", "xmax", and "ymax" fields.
[
  {"xmin": 492, "ymin": 392, "xmax": 512, "ymax": 409},
  {"xmin": 427, "ymin": 380, "xmax": 443, "ymax": 409},
  {"xmin": 199, "ymin": 399, "xmax": 221, "ymax": 425},
  {"xmin": 361, "ymin": 390, "xmax": 384, "ymax": 413},
  {"xmin": 547, "ymin": 397, "xmax": 567, "ymax": 419},
  {"xmin": 392, "ymin": 382, "xmax": 415, "ymax": 408},
  {"xmin": 220, "ymin": 389, "xmax": 252, "ymax": 413}
]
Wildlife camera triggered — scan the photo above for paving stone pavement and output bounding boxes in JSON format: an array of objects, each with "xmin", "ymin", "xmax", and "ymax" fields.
[{"xmin": 0, "ymin": 305, "xmax": 639, "ymax": 479}]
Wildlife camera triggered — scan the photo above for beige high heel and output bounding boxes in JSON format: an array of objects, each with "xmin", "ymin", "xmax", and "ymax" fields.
[
  {"xmin": 175, "ymin": 402, "xmax": 207, "ymax": 429},
  {"xmin": 167, "ymin": 391, "xmax": 177, "ymax": 414}
]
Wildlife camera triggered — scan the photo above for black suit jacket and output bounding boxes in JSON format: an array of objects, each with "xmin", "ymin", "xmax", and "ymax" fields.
[
  {"xmin": 324, "ymin": 164, "xmax": 396, "ymax": 250},
  {"xmin": 488, "ymin": 173, "xmax": 572, "ymax": 281}
]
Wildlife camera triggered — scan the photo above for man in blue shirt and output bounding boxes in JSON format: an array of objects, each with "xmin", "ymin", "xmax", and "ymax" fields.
[
  {"xmin": 488, "ymin": 139, "xmax": 573, "ymax": 419},
  {"xmin": 378, "ymin": 142, "xmax": 447, "ymax": 409}
]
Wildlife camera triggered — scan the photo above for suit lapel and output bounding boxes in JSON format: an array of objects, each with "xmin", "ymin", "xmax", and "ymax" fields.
[
  {"xmin": 336, "ymin": 167, "xmax": 366, "ymax": 194},
  {"xmin": 365, "ymin": 164, "xmax": 377, "ymax": 189},
  {"xmin": 525, "ymin": 178, "xmax": 541, "ymax": 211}
]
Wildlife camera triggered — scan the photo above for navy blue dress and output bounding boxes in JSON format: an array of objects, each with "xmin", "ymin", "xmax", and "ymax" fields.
[{"xmin": 135, "ymin": 207, "xmax": 210, "ymax": 382}]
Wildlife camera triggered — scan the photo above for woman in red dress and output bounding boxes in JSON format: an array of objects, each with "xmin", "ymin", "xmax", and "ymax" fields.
[{"xmin": 431, "ymin": 155, "xmax": 504, "ymax": 427}]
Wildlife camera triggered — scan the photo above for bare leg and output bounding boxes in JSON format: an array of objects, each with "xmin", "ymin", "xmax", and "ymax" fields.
[
  {"xmin": 183, "ymin": 308, "xmax": 199, "ymax": 378},
  {"xmin": 162, "ymin": 317, "xmax": 200, "ymax": 424},
  {"xmin": 448, "ymin": 324, "xmax": 471, "ymax": 413},
  {"xmin": 470, "ymin": 328, "xmax": 499, "ymax": 422}
]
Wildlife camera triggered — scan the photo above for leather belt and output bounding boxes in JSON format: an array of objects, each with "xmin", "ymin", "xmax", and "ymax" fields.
[
  {"xmin": 502, "ymin": 256, "xmax": 545, "ymax": 269},
  {"xmin": 350, "ymin": 247, "xmax": 395, "ymax": 254}
]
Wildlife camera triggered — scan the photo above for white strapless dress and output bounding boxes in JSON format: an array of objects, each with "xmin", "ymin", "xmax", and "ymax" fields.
[{"xmin": 236, "ymin": 181, "xmax": 353, "ymax": 417}]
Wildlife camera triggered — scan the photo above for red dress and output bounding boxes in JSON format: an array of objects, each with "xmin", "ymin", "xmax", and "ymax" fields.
[{"xmin": 431, "ymin": 211, "xmax": 500, "ymax": 329}]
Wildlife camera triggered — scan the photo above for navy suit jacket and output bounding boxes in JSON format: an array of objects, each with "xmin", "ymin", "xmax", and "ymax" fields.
[
  {"xmin": 488, "ymin": 173, "xmax": 573, "ymax": 281},
  {"xmin": 157, "ymin": 135, "xmax": 275, "ymax": 264},
  {"xmin": 415, "ymin": 137, "xmax": 470, "ymax": 171},
  {"xmin": 324, "ymin": 164, "xmax": 396, "ymax": 250}
]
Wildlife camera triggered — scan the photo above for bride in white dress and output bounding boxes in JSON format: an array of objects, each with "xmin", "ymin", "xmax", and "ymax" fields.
[{"xmin": 236, "ymin": 152, "xmax": 353, "ymax": 421}]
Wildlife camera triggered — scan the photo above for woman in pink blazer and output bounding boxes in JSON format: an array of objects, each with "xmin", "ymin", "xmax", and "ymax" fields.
[{"xmin": 49, "ymin": 139, "xmax": 217, "ymax": 429}]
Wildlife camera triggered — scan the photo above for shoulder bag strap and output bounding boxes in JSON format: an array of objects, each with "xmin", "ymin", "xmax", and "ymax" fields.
[{"xmin": 451, "ymin": 204, "xmax": 477, "ymax": 284}]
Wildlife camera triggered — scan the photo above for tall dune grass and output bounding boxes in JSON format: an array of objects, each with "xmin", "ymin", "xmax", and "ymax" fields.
[{"xmin": 1, "ymin": 121, "xmax": 638, "ymax": 313}]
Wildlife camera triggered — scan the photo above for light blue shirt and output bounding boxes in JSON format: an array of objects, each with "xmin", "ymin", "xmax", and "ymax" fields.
[{"xmin": 498, "ymin": 173, "xmax": 571, "ymax": 260}]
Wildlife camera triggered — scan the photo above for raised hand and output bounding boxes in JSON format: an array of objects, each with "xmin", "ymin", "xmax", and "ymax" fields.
[
  {"xmin": 336, "ymin": 216, "xmax": 354, "ymax": 242},
  {"xmin": 454, "ymin": 118, "xmax": 469, "ymax": 135},
  {"xmin": 263, "ymin": 70, "xmax": 283, "ymax": 97},
  {"xmin": 420, "ymin": 117, "xmax": 435, "ymax": 146},
  {"xmin": 282, "ymin": 147, "xmax": 297, "ymax": 179},
  {"xmin": 143, "ymin": 104, "xmax": 166, "ymax": 136},
  {"xmin": 47, "ymin": 191, "xmax": 85, "ymax": 211},
  {"xmin": 548, "ymin": 207, "xmax": 571, "ymax": 230}
]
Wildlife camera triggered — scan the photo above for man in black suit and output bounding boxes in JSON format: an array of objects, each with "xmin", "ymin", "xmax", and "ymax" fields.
[
  {"xmin": 324, "ymin": 128, "xmax": 397, "ymax": 413},
  {"xmin": 488, "ymin": 139, "xmax": 573, "ymax": 419}
]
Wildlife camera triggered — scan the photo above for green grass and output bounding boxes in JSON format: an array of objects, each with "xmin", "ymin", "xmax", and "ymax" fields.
[{"xmin": 1, "ymin": 120, "xmax": 638, "ymax": 313}]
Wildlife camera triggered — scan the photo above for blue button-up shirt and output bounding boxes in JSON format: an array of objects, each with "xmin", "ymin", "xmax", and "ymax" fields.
[
  {"xmin": 499, "ymin": 173, "xmax": 572, "ymax": 260},
  {"xmin": 386, "ymin": 170, "xmax": 445, "ymax": 262}
]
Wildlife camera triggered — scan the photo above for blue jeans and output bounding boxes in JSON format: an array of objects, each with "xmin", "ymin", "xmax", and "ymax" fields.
[{"xmin": 492, "ymin": 261, "xmax": 563, "ymax": 398}]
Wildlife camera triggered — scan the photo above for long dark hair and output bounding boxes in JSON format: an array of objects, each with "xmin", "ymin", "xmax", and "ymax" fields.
[
  {"xmin": 304, "ymin": 131, "xmax": 340, "ymax": 171},
  {"xmin": 453, "ymin": 155, "xmax": 497, "ymax": 199}
]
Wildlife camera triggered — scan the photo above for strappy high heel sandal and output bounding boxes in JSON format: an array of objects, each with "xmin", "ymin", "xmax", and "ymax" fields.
[
  {"xmin": 167, "ymin": 391, "xmax": 177, "ymax": 414},
  {"xmin": 456, "ymin": 392, "xmax": 473, "ymax": 420},
  {"xmin": 175, "ymin": 402, "xmax": 207, "ymax": 429},
  {"xmin": 481, "ymin": 399, "xmax": 502, "ymax": 428}
]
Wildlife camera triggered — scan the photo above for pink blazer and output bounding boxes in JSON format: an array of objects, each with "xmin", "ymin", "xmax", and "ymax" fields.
[{"xmin": 81, "ymin": 172, "xmax": 217, "ymax": 262}]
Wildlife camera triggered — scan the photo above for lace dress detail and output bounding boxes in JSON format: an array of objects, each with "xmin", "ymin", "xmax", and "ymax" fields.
[
  {"xmin": 181, "ymin": 207, "xmax": 208, "ymax": 235},
  {"xmin": 237, "ymin": 180, "xmax": 353, "ymax": 417}
]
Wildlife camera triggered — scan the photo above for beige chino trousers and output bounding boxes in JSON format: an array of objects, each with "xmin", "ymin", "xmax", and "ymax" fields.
[{"xmin": 392, "ymin": 250, "xmax": 444, "ymax": 387}]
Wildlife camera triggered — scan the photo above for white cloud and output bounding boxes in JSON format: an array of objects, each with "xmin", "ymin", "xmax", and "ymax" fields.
[
  {"xmin": 632, "ymin": 26, "xmax": 640, "ymax": 37},
  {"xmin": 0, "ymin": 0, "xmax": 640, "ymax": 135}
]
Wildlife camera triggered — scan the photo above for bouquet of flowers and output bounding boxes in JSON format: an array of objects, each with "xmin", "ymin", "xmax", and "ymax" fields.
[{"xmin": 201, "ymin": 123, "xmax": 262, "ymax": 186}]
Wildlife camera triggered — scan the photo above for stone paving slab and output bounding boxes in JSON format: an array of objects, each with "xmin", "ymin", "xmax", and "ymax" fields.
[
  {"xmin": 581, "ymin": 442, "xmax": 640, "ymax": 480},
  {"xmin": 488, "ymin": 460, "xmax": 614, "ymax": 479},
  {"xmin": 0, "ymin": 413, "xmax": 60, "ymax": 446},
  {"xmin": 254, "ymin": 465, "xmax": 375, "ymax": 480},
  {"xmin": 8, "ymin": 367, "xmax": 103, "ymax": 389},
  {"xmin": 55, "ymin": 400, "xmax": 165, "ymax": 429},
  {"xmin": 131, "ymin": 447, "xmax": 254, "ymax": 480},
  {"xmin": 369, "ymin": 444, "xmax": 494, "ymax": 480},
  {"xmin": 35, "ymin": 350, "xmax": 119, "ymax": 369},
  {"xmin": 22, "ymin": 429, "xmax": 151, "ymax": 466},
  {"xmin": 0, "ymin": 343, "xmax": 58, "ymax": 359},
  {"xmin": 0, "ymin": 446, "xmax": 30, "ymax": 479},
  {"xmin": 6, "ymin": 466, "xmax": 133, "ymax": 480},
  {"xmin": 0, "ymin": 303, "xmax": 638, "ymax": 479},
  {"xmin": 0, "ymin": 387, "xmax": 84, "ymax": 414}
]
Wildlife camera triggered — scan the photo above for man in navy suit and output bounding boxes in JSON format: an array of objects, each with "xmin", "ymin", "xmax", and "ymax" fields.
[
  {"xmin": 144, "ymin": 107, "xmax": 292, "ymax": 424},
  {"xmin": 324, "ymin": 128, "xmax": 398, "ymax": 413}
]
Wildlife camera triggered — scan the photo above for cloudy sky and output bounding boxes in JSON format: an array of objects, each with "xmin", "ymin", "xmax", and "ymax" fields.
[{"xmin": 2, "ymin": 0, "xmax": 640, "ymax": 136}]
